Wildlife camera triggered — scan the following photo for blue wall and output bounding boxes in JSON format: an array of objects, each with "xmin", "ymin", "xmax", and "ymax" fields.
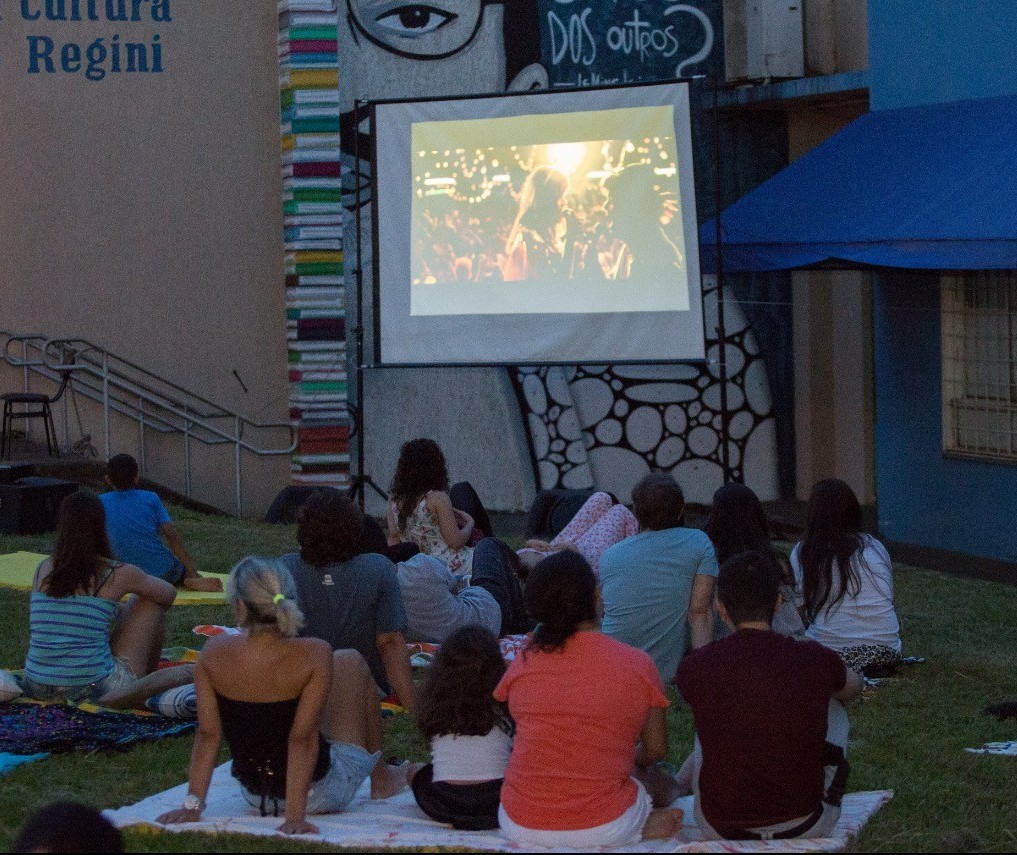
[
  {"xmin": 869, "ymin": 0, "xmax": 1017, "ymax": 111},
  {"xmin": 874, "ymin": 273, "xmax": 1017, "ymax": 561}
]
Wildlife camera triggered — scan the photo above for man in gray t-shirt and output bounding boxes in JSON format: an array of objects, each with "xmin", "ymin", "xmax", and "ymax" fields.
[
  {"xmin": 280, "ymin": 551, "xmax": 408, "ymax": 694},
  {"xmin": 278, "ymin": 490, "xmax": 416, "ymax": 710}
]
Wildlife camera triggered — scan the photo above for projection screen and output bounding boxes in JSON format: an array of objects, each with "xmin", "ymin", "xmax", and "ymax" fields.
[{"xmin": 373, "ymin": 82, "xmax": 704, "ymax": 365}]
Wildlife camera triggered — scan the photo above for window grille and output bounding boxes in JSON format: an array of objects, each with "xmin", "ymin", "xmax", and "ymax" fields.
[{"xmin": 941, "ymin": 271, "xmax": 1017, "ymax": 461}]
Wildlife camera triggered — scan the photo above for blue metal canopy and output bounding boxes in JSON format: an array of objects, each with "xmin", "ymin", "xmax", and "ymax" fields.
[{"xmin": 700, "ymin": 93, "xmax": 1017, "ymax": 272}]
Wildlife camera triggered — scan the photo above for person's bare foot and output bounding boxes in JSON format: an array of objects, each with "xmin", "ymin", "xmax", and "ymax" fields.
[
  {"xmin": 404, "ymin": 762, "xmax": 425, "ymax": 786},
  {"xmin": 371, "ymin": 762, "xmax": 409, "ymax": 799},
  {"xmin": 642, "ymin": 808, "xmax": 683, "ymax": 840},
  {"xmin": 182, "ymin": 575, "xmax": 223, "ymax": 593}
]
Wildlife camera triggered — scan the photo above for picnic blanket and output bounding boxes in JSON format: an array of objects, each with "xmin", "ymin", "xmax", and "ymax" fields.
[
  {"xmin": 0, "ymin": 751, "xmax": 48, "ymax": 775},
  {"xmin": 0, "ymin": 552, "xmax": 228, "ymax": 606},
  {"xmin": 106, "ymin": 762, "xmax": 892, "ymax": 852},
  {"xmin": 0, "ymin": 701, "xmax": 195, "ymax": 755}
]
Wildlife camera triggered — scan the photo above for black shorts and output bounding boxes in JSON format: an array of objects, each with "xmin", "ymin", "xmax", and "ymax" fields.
[{"xmin": 410, "ymin": 763, "xmax": 503, "ymax": 831}]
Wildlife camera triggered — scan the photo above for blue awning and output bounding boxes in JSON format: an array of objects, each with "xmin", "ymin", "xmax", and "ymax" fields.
[{"xmin": 700, "ymin": 94, "xmax": 1017, "ymax": 272}]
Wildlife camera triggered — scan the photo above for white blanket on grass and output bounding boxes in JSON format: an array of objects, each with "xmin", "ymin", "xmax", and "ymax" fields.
[{"xmin": 105, "ymin": 762, "xmax": 892, "ymax": 853}]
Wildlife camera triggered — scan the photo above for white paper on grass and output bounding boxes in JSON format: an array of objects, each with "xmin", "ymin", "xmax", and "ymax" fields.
[{"xmin": 374, "ymin": 82, "xmax": 705, "ymax": 365}]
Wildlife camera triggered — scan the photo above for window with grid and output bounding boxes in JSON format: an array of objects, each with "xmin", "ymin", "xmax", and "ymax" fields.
[{"xmin": 941, "ymin": 271, "xmax": 1017, "ymax": 461}]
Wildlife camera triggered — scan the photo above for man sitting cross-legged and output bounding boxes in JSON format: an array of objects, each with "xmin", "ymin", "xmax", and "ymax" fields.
[
  {"xmin": 100, "ymin": 454, "xmax": 222, "ymax": 593},
  {"xmin": 599, "ymin": 472, "xmax": 718, "ymax": 685},
  {"xmin": 674, "ymin": 551, "xmax": 864, "ymax": 841},
  {"xmin": 279, "ymin": 490, "xmax": 417, "ymax": 721}
]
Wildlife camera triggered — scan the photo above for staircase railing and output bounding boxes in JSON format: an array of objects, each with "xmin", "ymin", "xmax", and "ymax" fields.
[{"xmin": 1, "ymin": 331, "xmax": 296, "ymax": 516}]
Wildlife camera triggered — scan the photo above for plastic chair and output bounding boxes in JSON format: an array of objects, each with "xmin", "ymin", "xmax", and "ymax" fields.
[{"xmin": 1, "ymin": 363, "xmax": 73, "ymax": 460}]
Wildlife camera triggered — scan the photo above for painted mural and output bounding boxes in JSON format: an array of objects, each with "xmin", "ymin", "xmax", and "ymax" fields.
[{"xmin": 280, "ymin": 0, "xmax": 779, "ymax": 504}]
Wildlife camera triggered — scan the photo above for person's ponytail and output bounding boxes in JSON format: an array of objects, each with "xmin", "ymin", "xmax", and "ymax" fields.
[
  {"xmin": 524, "ymin": 551, "xmax": 598, "ymax": 653},
  {"xmin": 227, "ymin": 557, "xmax": 305, "ymax": 638}
]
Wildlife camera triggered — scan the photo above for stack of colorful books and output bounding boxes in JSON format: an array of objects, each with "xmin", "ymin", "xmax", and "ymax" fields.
[{"xmin": 278, "ymin": 0, "xmax": 350, "ymax": 487}]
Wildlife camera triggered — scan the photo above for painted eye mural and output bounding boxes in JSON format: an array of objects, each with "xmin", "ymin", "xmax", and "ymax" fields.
[{"xmin": 375, "ymin": 6, "xmax": 458, "ymax": 38}]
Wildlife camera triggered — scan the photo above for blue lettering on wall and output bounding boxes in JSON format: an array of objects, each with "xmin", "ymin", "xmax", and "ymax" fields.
[
  {"xmin": 26, "ymin": 35, "xmax": 55, "ymax": 71},
  {"xmin": 18, "ymin": 0, "xmax": 171, "ymax": 78}
]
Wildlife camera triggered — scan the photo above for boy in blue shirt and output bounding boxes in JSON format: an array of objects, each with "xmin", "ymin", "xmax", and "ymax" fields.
[{"xmin": 100, "ymin": 454, "xmax": 222, "ymax": 592}]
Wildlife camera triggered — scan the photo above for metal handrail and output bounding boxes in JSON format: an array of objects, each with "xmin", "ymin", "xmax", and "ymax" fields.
[{"xmin": 1, "ymin": 331, "xmax": 296, "ymax": 516}]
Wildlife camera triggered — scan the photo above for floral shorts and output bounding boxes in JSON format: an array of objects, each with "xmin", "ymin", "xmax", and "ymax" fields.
[{"xmin": 839, "ymin": 645, "xmax": 901, "ymax": 677}]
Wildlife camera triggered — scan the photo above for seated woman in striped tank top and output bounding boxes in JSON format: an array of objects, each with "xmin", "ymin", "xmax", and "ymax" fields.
[{"xmin": 21, "ymin": 491, "xmax": 195, "ymax": 709}]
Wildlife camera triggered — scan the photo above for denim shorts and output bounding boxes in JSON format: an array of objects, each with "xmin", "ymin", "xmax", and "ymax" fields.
[
  {"xmin": 241, "ymin": 742, "xmax": 380, "ymax": 816},
  {"xmin": 20, "ymin": 657, "xmax": 136, "ymax": 704}
]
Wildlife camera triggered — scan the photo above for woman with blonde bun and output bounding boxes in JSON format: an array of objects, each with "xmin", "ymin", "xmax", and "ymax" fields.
[{"xmin": 157, "ymin": 557, "xmax": 406, "ymax": 836}]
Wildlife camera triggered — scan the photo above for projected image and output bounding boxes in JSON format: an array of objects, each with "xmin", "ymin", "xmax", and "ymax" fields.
[{"xmin": 408, "ymin": 108, "xmax": 692, "ymax": 317}]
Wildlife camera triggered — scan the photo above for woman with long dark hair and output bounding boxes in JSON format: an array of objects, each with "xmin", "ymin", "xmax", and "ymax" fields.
[
  {"xmin": 494, "ymin": 552, "xmax": 682, "ymax": 848},
  {"xmin": 790, "ymin": 479, "xmax": 901, "ymax": 675},
  {"xmin": 408, "ymin": 625, "xmax": 511, "ymax": 830},
  {"xmin": 21, "ymin": 491, "xmax": 193, "ymax": 709},
  {"xmin": 387, "ymin": 438, "xmax": 482, "ymax": 577},
  {"xmin": 704, "ymin": 483, "xmax": 804, "ymax": 639}
]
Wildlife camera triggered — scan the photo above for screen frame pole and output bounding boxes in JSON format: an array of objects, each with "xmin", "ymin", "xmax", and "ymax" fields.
[
  {"xmin": 711, "ymin": 74, "xmax": 734, "ymax": 484},
  {"xmin": 349, "ymin": 97, "xmax": 389, "ymax": 507}
]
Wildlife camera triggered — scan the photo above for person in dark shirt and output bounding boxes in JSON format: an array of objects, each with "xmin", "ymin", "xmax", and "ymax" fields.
[
  {"xmin": 279, "ymin": 491, "xmax": 416, "ymax": 712},
  {"xmin": 674, "ymin": 551, "xmax": 863, "ymax": 841}
]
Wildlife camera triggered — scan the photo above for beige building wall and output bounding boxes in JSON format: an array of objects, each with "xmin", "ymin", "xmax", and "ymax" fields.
[
  {"xmin": 0, "ymin": 2, "xmax": 290, "ymax": 515},
  {"xmin": 803, "ymin": 0, "xmax": 868, "ymax": 75},
  {"xmin": 787, "ymin": 101, "xmax": 875, "ymax": 503}
]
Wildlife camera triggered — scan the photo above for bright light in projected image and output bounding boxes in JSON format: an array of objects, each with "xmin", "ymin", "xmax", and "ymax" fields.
[{"xmin": 546, "ymin": 142, "xmax": 587, "ymax": 175}]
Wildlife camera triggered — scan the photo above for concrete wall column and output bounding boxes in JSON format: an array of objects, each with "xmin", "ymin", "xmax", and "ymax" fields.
[{"xmin": 793, "ymin": 270, "xmax": 875, "ymax": 503}]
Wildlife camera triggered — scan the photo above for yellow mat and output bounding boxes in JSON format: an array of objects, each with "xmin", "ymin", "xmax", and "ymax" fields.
[{"xmin": 0, "ymin": 552, "xmax": 228, "ymax": 607}]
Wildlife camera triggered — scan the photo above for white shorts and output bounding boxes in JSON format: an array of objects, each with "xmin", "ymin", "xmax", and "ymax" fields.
[{"xmin": 499, "ymin": 777, "xmax": 652, "ymax": 849}]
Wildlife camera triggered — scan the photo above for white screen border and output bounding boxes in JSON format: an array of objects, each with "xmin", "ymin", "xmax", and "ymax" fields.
[{"xmin": 372, "ymin": 81, "xmax": 705, "ymax": 366}]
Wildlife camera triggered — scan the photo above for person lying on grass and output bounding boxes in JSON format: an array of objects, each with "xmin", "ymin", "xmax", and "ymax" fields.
[
  {"xmin": 100, "ymin": 453, "xmax": 222, "ymax": 593},
  {"xmin": 157, "ymin": 557, "xmax": 406, "ymax": 836},
  {"xmin": 494, "ymin": 551, "xmax": 683, "ymax": 849},
  {"xmin": 518, "ymin": 491, "xmax": 638, "ymax": 576},
  {"xmin": 21, "ymin": 491, "xmax": 195, "ymax": 709}
]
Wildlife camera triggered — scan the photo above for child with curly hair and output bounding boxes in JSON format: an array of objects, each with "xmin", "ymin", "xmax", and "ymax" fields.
[{"xmin": 407, "ymin": 625, "xmax": 512, "ymax": 830}]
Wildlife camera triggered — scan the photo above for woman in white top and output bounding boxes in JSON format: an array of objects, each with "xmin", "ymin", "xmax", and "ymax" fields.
[
  {"xmin": 406, "ymin": 625, "xmax": 512, "ymax": 830},
  {"xmin": 790, "ymin": 479, "xmax": 902, "ymax": 676}
]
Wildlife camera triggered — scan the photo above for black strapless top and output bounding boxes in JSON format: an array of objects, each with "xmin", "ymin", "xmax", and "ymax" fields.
[{"xmin": 215, "ymin": 693, "xmax": 330, "ymax": 812}]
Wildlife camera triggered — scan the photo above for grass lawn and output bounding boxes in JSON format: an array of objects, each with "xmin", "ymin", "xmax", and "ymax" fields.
[{"xmin": 1, "ymin": 506, "xmax": 1015, "ymax": 852}]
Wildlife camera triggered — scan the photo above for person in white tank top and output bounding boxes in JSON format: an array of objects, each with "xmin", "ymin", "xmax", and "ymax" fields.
[{"xmin": 406, "ymin": 626, "xmax": 511, "ymax": 831}]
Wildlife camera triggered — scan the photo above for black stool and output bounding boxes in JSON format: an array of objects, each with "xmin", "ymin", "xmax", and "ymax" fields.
[{"xmin": 1, "ymin": 372, "xmax": 71, "ymax": 460}]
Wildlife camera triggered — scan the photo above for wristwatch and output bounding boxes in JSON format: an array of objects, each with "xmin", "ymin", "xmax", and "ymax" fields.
[{"xmin": 183, "ymin": 793, "xmax": 203, "ymax": 812}]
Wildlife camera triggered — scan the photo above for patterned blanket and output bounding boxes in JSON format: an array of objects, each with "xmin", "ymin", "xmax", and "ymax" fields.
[{"xmin": 0, "ymin": 701, "xmax": 195, "ymax": 755}]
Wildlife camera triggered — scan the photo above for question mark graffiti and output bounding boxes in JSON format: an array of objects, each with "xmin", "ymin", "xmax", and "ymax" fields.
[{"xmin": 666, "ymin": 3, "xmax": 714, "ymax": 77}]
